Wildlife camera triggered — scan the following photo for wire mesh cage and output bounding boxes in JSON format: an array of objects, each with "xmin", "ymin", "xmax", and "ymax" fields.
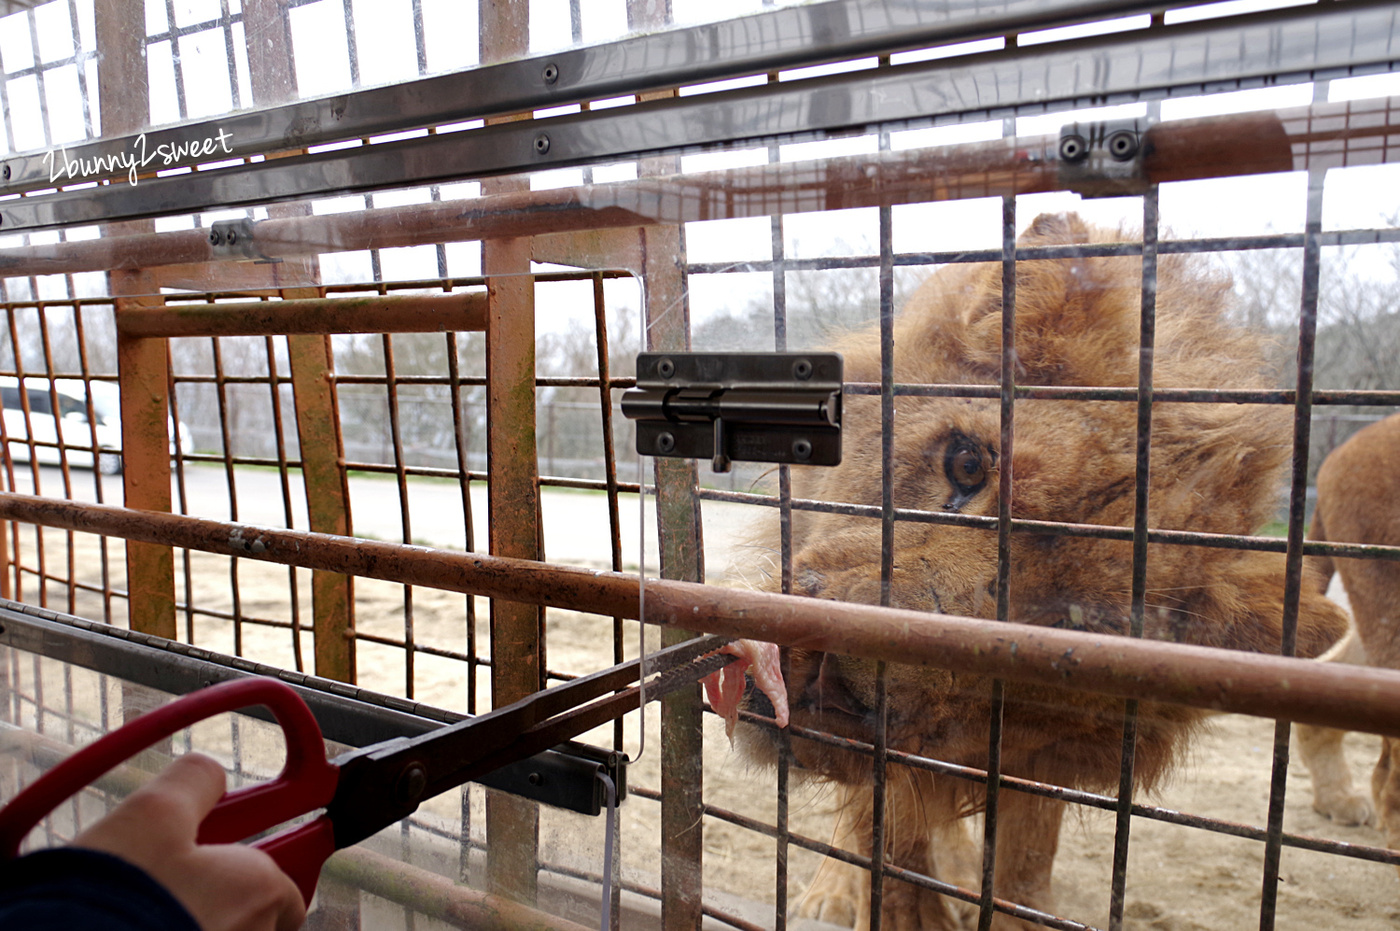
[{"xmin": 0, "ymin": 1, "xmax": 1399, "ymax": 930}]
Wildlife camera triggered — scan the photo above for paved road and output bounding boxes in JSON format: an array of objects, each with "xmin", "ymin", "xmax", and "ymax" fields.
[{"xmin": 6, "ymin": 463, "xmax": 759, "ymax": 580}]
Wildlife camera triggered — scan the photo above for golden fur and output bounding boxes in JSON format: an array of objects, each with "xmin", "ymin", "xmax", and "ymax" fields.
[
  {"xmin": 740, "ymin": 213, "xmax": 1350, "ymax": 929},
  {"xmin": 1296, "ymin": 412, "xmax": 1400, "ymax": 867}
]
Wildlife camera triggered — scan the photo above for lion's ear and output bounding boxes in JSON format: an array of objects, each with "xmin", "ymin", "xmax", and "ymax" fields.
[
  {"xmin": 1018, "ymin": 212, "xmax": 1091, "ymax": 246},
  {"xmin": 961, "ymin": 214, "xmax": 1141, "ymax": 387}
]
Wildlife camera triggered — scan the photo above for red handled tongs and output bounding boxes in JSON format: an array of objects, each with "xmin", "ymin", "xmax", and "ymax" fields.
[{"xmin": 0, "ymin": 635, "xmax": 734, "ymax": 904}]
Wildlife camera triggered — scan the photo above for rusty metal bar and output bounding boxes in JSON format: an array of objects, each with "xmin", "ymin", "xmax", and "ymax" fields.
[
  {"xmin": 209, "ymin": 336, "xmax": 246, "ymax": 657},
  {"xmin": 286, "ymin": 326, "xmax": 355, "ymax": 683},
  {"xmin": 977, "ymin": 193, "xmax": 1019, "ymax": 931},
  {"xmin": 852, "ymin": 382, "xmax": 1400, "ymax": 406},
  {"xmin": 641, "ymin": 218, "xmax": 708, "ymax": 931},
  {"xmin": 478, "ymin": 0, "xmax": 541, "ymax": 900},
  {"xmin": 588, "ymin": 274, "xmax": 627, "ymax": 757},
  {"xmin": 721, "ymin": 491, "xmax": 1400, "ymax": 562},
  {"xmin": 444, "ymin": 330, "xmax": 479, "ymax": 713},
  {"xmin": 380, "ymin": 330, "xmax": 418, "ymax": 699},
  {"xmin": 483, "ymin": 234, "xmax": 544, "ymax": 902},
  {"xmin": 1107, "ymin": 188, "xmax": 1161, "ymax": 931},
  {"xmin": 4, "ymin": 495, "xmax": 1400, "ymax": 740},
  {"xmin": 115, "ymin": 312, "xmax": 176, "ymax": 640},
  {"xmin": 324, "ymin": 845, "xmax": 593, "ymax": 931},
  {"xmin": 868, "ymin": 197, "xmax": 898, "ymax": 931},
  {"xmin": 115, "ymin": 292, "xmax": 488, "ymax": 339},
  {"xmin": 94, "ymin": 0, "xmax": 175, "ymax": 641},
  {"xmin": 1259, "ymin": 167, "xmax": 1330, "ymax": 931},
  {"xmin": 6, "ymin": 99, "xmax": 1398, "ymax": 279},
  {"xmin": 71, "ymin": 305, "xmax": 117, "ymax": 624},
  {"xmin": 261, "ymin": 335, "xmax": 304, "ymax": 674}
]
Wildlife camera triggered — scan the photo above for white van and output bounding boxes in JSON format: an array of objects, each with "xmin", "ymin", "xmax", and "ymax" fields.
[{"xmin": 0, "ymin": 376, "xmax": 192, "ymax": 475}]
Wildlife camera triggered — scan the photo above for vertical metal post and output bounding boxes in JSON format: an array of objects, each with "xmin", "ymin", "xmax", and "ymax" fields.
[
  {"xmin": 1108, "ymin": 187, "xmax": 1160, "ymax": 930},
  {"xmin": 978, "ymin": 194, "xmax": 1018, "ymax": 931},
  {"xmin": 643, "ymin": 221, "xmax": 707, "ymax": 931},
  {"xmin": 770, "ymin": 191, "xmax": 792, "ymax": 931},
  {"xmin": 241, "ymin": 0, "xmax": 356, "ymax": 686},
  {"xmin": 483, "ymin": 236, "xmax": 543, "ymax": 903},
  {"xmin": 1258, "ymin": 168, "xmax": 1326, "ymax": 931},
  {"xmin": 480, "ymin": 0, "xmax": 542, "ymax": 902},
  {"xmin": 286, "ymin": 331, "xmax": 356, "ymax": 683},
  {"xmin": 869, "ymin": 202, "xmax": 898, "ymax": 931},
  {"xmin": 621, "ymin": 0, "xmax": 704, "ymax": 908},
  {"xmin": 96, "ymin": 0, "xmax": 175, "ymax": 640}
]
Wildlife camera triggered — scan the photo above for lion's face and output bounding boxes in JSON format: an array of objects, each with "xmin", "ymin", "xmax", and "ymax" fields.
[{"xmin": 737, "ymin": 212, "xmax": 1350, "ymax": 790}]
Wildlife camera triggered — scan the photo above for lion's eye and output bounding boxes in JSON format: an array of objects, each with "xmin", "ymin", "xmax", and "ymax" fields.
[
  {"xmin": 941, "ymin": 437, "xmax": 990, "ymax": 511},
  {"xmin": 949, "ymin": 446, "xmax": 985, "ymax": 490}
]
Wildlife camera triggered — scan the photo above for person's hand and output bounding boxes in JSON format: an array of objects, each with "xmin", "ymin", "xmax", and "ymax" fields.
[{"xmin": 73, "ymin": 753, "xmax": 306, "ymax": 931}]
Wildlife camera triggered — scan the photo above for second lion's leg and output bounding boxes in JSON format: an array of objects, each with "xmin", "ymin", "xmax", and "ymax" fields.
[
  {"xmin": 987, "ymin": 790, "xmax": 1065, "ymax": 931},
  {"xmin": 1296, "ymin": 628, "xmax": 1374, "ymax": 825},
  {"xmin": 1373, "ymin": 737, "xmax": 1400, "ymax": 879}
]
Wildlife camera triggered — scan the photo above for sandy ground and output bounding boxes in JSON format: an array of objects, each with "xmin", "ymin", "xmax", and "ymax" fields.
[{"xmin": 4, "ymin": 510, "xmax": 1398, "ymax": 930}]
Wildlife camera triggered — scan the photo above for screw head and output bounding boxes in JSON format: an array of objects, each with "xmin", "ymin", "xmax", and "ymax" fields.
[
  {"xmin": 657, "ymin": 432, "xmax": 676, "ymax": 454},
  {"xmin": 527, "ymin": 772, "xmax": 544, "ymax": 786},
  {"xmin": 397, "ymin": 763, "xmax": 428, "ymax": 804},
  {"xmin": 793, "ymin": 438, "xmax": 813, "ymax": 461},
  {"xmin": 209, "ymin": 229, "xmax": 223, "ymax": 246},
  {"xmin": 534, "ymin": 133, "xmax": 551, "ymax": 155},
  {"xmin": 1058, "ymin": 133, "xmax": 1088, "ymax": 163},
  {"xmin": 1, "ymin": 164, "xmax": 10, "ymax": 181},
  {"xmin": 793, "ymin": 359, "xmax": 813, "ymax": 380},
  {"xmin": 1106, "ymin": 130, "xmax": 1139, "ymax": 161},
  {"xmin": 542, "ymin": 63, "xmax": 559, "ymax": 85},
  {"xmin": 656, "ymin": 358, "xmax": 675, "ymax": 379},
  {"xmin": 226, "ymin": 229, "xmax": 238, "ymax": 245}
]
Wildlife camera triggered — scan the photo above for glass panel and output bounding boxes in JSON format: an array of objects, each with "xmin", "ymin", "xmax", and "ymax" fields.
[{"xmin": 0, "ymin": 4, "xmax": 1397, "ymax": 930}]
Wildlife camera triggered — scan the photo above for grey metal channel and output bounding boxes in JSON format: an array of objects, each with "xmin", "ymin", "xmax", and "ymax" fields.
[
  {"xmin": 0, "ymin": 600, "xmax": 624, "ymax": 816},
  {"xmin": 3, "ymin": 1, "xmax": 1398, "ymax": 232},
  {"xmin": 0, "ymin": 0, "xmax": 1231, "ymax": 197}
]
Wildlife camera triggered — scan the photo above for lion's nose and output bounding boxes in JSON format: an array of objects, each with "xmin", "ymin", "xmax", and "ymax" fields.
[{"xmin": 795, "ymin": 568, "xmax": 825, "ymax": 597}]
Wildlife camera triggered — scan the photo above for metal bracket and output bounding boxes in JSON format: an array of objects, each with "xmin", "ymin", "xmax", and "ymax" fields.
[
  {"xmin": 476, "ymin": 740, "xmax": 627, "ymax": 816},
  {"xmin": 1056, "ymin": 118, "xmax": 1152, "ymax": 198},
  {"xmin": 622, "ymin": 352, "xmax": 842, "ymax": 472},
  {"xmin": 208, "ymin": 218, "xmax": 279, "ymax": 263}
]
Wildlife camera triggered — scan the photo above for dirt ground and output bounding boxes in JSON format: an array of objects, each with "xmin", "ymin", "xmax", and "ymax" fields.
[{"xmin": 9, "ymin": 525, "xmax": 1400, "ymax": 930}]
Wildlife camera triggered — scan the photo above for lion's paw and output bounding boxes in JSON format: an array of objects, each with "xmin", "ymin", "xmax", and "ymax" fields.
[
  {"xmin": 798, "ymin": 858, "xmax": 866, "ymax": 928},
  {"xmin": 1313, "ymin": 791, "xmax": 1375, "ymax": 827}
]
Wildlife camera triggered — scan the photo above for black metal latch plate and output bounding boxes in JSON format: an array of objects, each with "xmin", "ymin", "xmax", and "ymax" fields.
[
  {"xmin": 1056, "ymin": 117, "xmax": 1152, "ymax": 198},
  {"xmin": 622, "ymin": 352, "xmax": 842, "ymax": 472}
]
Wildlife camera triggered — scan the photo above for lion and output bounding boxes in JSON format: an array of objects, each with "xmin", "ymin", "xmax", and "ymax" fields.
[
  {"xmin": 729, "ymin": 213, "xmax": 1350, "ymax": 929},
  {"xmin": 1295, "ymin": 412, "xmax": 1400, "ymax": 867}
]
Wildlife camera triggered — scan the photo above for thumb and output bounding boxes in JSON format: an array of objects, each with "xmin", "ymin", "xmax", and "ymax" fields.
[
  {"xmin": 73, "ymin": 753, "xmax": 228, "ymax": 857},
  {"xmin": 133, "ymin": 753, "xmax": 229, "ymax": 837}
]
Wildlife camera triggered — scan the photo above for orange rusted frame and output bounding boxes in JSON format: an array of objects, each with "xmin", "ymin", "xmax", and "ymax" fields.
[
  {"xmin": 286, "ymin": 326, "xmax": 356, "ymax": 685},
  {"xmin": 4, "ymin": 492, "xmax": 1400, "ymax": 741},
  {"xmin": 6, "ymin": 100, "xmax": 1397, "ymax": 280},
  {"xmin": 114, "ymin": 290, "xmax": 176, "ymax": 640},
  {"xmin": 115, "ymin": 292, "xmax": 487, "ymax": 338}
]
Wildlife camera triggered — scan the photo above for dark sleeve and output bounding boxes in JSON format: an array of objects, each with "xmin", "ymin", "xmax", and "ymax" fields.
[{"xmin": 0, "ymin": 847, "xmax": 200, "ymax": 931}]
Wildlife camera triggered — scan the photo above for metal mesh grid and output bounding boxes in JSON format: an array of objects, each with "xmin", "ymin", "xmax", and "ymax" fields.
[{"xmin": 0, "ymin": 2, "xmax": 1398, "ymax": 930}]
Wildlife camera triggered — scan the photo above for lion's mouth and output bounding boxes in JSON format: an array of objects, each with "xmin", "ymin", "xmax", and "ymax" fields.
[{"xmin": 780, "ymin": 652, "xmax": 877, "ymax": 733}]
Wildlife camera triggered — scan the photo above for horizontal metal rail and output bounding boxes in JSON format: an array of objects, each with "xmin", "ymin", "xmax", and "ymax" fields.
[
  {"xmin": 1, "ymin": 492, "xmax": 1398, "ymax": 739},
  {"xmin": 1, "ymin": 93, "xmax": 1395, "ymax": 275},
  {"xmin": 697, "ymin": 486, "xmax": 1400, "ymax": 561},
  {"xmin": 2, "ymin": 1, "xmax": 1396, "ymax": 232},
  {"xmin": 115, "ymin": 292, "xmax": 487, "ymax": 337},
  {"xmin": 0, "ymin": 0, "xmax": 1192, "ymax": 197}
]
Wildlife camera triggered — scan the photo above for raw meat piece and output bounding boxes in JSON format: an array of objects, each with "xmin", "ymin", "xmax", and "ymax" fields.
[{"xmin": 700, "ymin": 640, "xmax": 789, "ymax": 741}]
